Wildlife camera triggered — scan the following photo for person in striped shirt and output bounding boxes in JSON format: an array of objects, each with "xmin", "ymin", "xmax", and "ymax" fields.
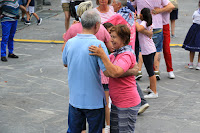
[{"xmin": 0, "ymin": 0, "xmax": 19, "ymax": 62}]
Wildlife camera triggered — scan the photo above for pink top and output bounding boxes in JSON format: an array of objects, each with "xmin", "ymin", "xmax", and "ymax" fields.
[
  {"xmin": 162, "ymin": 12, "xmax": 170, "ymax": 25},
  {"xmin": 63, "ymin": 22, "xmax": 110, "ymax": 84},
  {"xmin": 94, "ymin": 6, "xmax": 116, "ymax": 24},
  {"xmin": 63, "ymin": 23, "xmax": 110, "ymax": 43},
  {"xmin": 105, "ymin": 14, "xmax": 136, "ymax": 50},
  {"xmin": 133, "ymin": 0, "xmax": 169, "ymax": 29},
  {"xmin": 138, "ymin": 21, "xmax": 156, "ymax": 55},
  {"xmin": 109, "ymin": 52, "xmax": 141, "ymax": 108}
]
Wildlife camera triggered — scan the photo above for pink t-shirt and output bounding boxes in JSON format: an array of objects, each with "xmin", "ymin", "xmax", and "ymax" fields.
[
  {"xmin": 109, "ymin": 52, "xmax": 141, "ymax": 108},
  {"xmin": 94, "ymin": 6, "xmax": 116, "ymax": 24},
  {"xmin": 105, "ymin": 14, "xmax": 136, "ymax": 50},
  {"xmin": 133, "ymin": 0, "xmax": 169, "ymax": 29},
  {"xmin": 63, "ymin": 23, "xmax": 111, "ymax": 84},
  {"xmin": 162, "ymin": 12, "xmax": 170, "ymax": 25},
  {"xmin": 63, "ymin": 23, "xmax": 110, "ymax": 43},
  {"xmin": 138, "ymin": 21, "xmax": 156, "ymax": 55}
]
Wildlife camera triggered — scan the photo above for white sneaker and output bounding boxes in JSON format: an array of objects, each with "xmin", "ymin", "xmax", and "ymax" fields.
[
  {"xmin": 138, "ymin": 103, "xmax": 149, "ymax": 115},
  {"xmin": 196, "ymin": 65, "xmax": 200, "ymax": 70},
  {"xmin": 144, "ymin": 92, "xmax": 158, "ymax": 99},
  {"xmin": 105, "ymin": 125, "xmax": 110, "ymax": 133},
  {"xmin": 143, "ymin": 86, "xmax": 153, "ymax": 93},
  {"xmin": 188, "ymin": 63, "xmax": 193, "ymax": 69},
  {"xmin": 168, "ymin": 71, "xmax": 175, "ymax": 79}
]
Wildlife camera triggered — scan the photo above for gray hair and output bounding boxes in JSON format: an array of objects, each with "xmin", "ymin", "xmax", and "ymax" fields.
[
  {"xmin": 81, "ymin": 9, "xmax": 101, "ymax": 29},
  {"xmin": 115, "ymin": 0, "xmax": 127, "ymax": 6}
]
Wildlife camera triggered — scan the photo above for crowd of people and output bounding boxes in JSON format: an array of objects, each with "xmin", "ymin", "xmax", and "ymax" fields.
[
  {"xmin": 1, "ymin": 0, "xmax": 200, "ymax": 132},
  {"xmin": 60, "ymin": 0, "xmax": 190, "ymax": 133}
]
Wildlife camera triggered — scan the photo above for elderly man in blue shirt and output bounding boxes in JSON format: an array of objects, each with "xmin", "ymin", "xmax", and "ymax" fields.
[{"xmin": 62, "ymin": 9, "xmax": 109, "ymax": 133}]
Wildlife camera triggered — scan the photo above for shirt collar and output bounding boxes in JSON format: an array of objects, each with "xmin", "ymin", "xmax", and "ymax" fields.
[{"xmin": 76, "ymin": 34, "xmax": 97, "ymax": 39}]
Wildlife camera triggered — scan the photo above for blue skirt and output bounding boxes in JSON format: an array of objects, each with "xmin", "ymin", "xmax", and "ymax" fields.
[{"xmin": 182, "ymin": 23, "xmax": 200, "ymax": 52}]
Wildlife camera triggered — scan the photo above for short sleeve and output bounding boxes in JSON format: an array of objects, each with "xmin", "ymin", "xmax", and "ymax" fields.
[
  {"xmin": 162, "ymin": 0, "xmax": 170, "ymax": 7},
  {"xmin": 62, "ymin": 41, "xmax": 69, "ymax": 65},
  {"xmin": 132, "ymin": 0, "xmax": 137, "ymax": 6},
  {"xmin": 140, "ymin": 21, "xmax": 147, "ymax": 29},
  {"xmin": 192, "ymin": 11, "xmax": 196, "ymax": 19},
  {"xmin": 97, "ymin": 42, "xmax": 110, "ymax": 72},
  {"xmin": 114, "ymin": 54, "xmax": 134, "ymax": 72}
]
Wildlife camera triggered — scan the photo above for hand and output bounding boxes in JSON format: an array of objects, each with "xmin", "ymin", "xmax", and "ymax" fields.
[
  {"xmin": 152, "ymin": 7, "xmax": 161, "ymax": 15},
  {"xmin": 148, "ymin": 29, "xmax": 153, "ymax": 39},
  {"xmin": 89, "ymin": 44, "xmax": 105, "ymax": 57}
]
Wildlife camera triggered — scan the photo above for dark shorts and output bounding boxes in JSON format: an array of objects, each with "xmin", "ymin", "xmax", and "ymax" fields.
[
  {"xmin": 170, "ymin": 9, "xmax": 178, "ymax": 20},
  {"xmin": 142, "ymin": 52, "xmax": 156, "ymax": 77},
  {"xmin": 103, "ymin": 84, "xmax": 109, "ymax": 91}
]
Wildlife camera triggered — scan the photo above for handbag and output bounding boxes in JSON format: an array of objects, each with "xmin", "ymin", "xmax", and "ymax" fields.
[
  {"xmin": 69, "ymin": 1, "xmax": 84, "ymax": 21},
  {"xmin": 170, "ymin": 0, "xmax": 178, "ymax": 10}
]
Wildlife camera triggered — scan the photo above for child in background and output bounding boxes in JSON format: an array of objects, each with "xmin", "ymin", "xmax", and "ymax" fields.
[
  {"xmin": 103, "ymin": 23, "xmax": 113, "ymax": 34},
  {"xmin": 182, "ymin": 0, "xmax": 200, "ymax": 70},
  {"xmin": 135, "ymin": 8, "xmax": 158, "ymax": 99},
  {"xmin": 24, "ymin": 0, "xmax": 42, "ymax": 25}
]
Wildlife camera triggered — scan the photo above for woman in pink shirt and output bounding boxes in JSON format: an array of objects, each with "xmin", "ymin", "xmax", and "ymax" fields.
[
  {"xmin": 94, "ymin": 0, "xmax": 116, "ymax": 23},
  {"xmin": 89, "ymin": 25, "xmax": 141, "ymax": 133},
  {"xmin": 135, "ymin": 8, "xmax": 158, "ymax": 99}
]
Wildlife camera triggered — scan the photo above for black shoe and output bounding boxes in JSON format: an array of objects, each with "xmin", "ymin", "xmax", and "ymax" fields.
[
  {"xmin": 1, "ymin": 57, "xmax": 7, "ymax": 62},
  {"xmin": 21, "ymin": 17, "xmax": 26, "ymax": 22},
  {"xmin": 24, "ymin": 21, "xmax": 31, "ymax": 25},
  {"xmin": 8, "ymin": 54, "xmax": 19, "ymax": 58},
  {"xmin": 37, "ymin": 18, "xmax": 42, "ymax": 25}
]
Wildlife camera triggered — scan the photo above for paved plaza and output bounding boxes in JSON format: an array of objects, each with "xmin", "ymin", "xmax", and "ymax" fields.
[{"xmin": 0, "ymin": 0, "xmax": 200, "ymax": 133}]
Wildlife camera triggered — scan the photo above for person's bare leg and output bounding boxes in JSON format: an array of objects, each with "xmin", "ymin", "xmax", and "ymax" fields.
[
  {"xmin": 198, "ymin": 52, "xmax": 200, "ymax": 63},
  {"xmin": 154, "ymin": 52, "xmax": 161, "ymax": 71},
  {"xmin": 149, "ymin": 75, "xmax": 157, "ymax": 94},
  {"xmin": 26, "ymin": 11, "xmax": 30, "ymax": 21},
  {"xmin": 81, "ymin": 130, "xmax": 86, "ymax": 133},
  {"xmin": 105, "ymin": 91, "xmax": 110, "ymax": 126},
  {"xmin": 64, "ymin": 11, "xmax": 70, "ymax": 31},
  {"xmin": 190, "ymin": 51, "xmax": 195, "ymax": 63},
  {"xmin": 138, "ymin": 52, "xmax": 143, "ymax": 71},
  {"xmin": 19, "ymin": 5, "xmax": 26, "ymax": 18},
  {"xmin": 32, "ymin": 13, "xmax": 40, "ymax": 20},
  {"xmin": 171, "ymin": 20, "xmax": 176, "ymax": 36}
]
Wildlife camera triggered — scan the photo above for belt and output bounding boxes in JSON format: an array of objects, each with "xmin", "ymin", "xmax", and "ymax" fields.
[{"xmin": 153, "ymin": 29, "xmax": 163, "ymax": 34}]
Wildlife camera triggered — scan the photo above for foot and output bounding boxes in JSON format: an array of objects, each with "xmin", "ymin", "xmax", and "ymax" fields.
[
  {"xmin": 154, "ymin": 71, "xmax": 161, "ymax": 80},
  {"xmin": 144, "ymin": 92, "xmax": 158, "ymax": 99},
  {"xmin": 143, "ymin": 86, "xmax": 153, "ymax": 93},
  {"xmin": 37, "ymin": 18, "xmax": 42, "ymax": 25},
  {"xmin": 188, "ymin": 63, "xmax": 194, "ymax": 69},
  {"xmin": 171, "ymin": 34, "xmax": 176, "ymax": 38},
  {"xmin": 196, "ymin": 64, "xmax": 200, "ymax": 70},
  {"xmin": 1, "ymin": 56, "xmax": 7, "ymax": 62},
  {"xmin": 105, "ymin": 125, "xmax": 110, "ymax": 133},
  {"xmin": 8, "ymin": 54, "xmax": 18, "ymax": 58},
  {"xmin": 135, "ymin": 71, "xmax": 142, "ymax": 80},
  {"xmin": 168, "ymin": 71, "xmax": 175, "ymax": 79},
  {"xmin": 24, "ymin": 21, "xmax": 31, "ymax": 25},
  {"xmin": 138, "ymin": 103, "xmax": 149, "ymax": 115},
  {"xmin": 21, "ymin": 17, "xmax": 26, "ymax": 22}
]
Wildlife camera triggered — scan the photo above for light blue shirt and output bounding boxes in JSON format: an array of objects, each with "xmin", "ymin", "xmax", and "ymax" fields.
[{"xmin": 62, "ymin": 34, "xmax": 109, "ymax": 109}]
